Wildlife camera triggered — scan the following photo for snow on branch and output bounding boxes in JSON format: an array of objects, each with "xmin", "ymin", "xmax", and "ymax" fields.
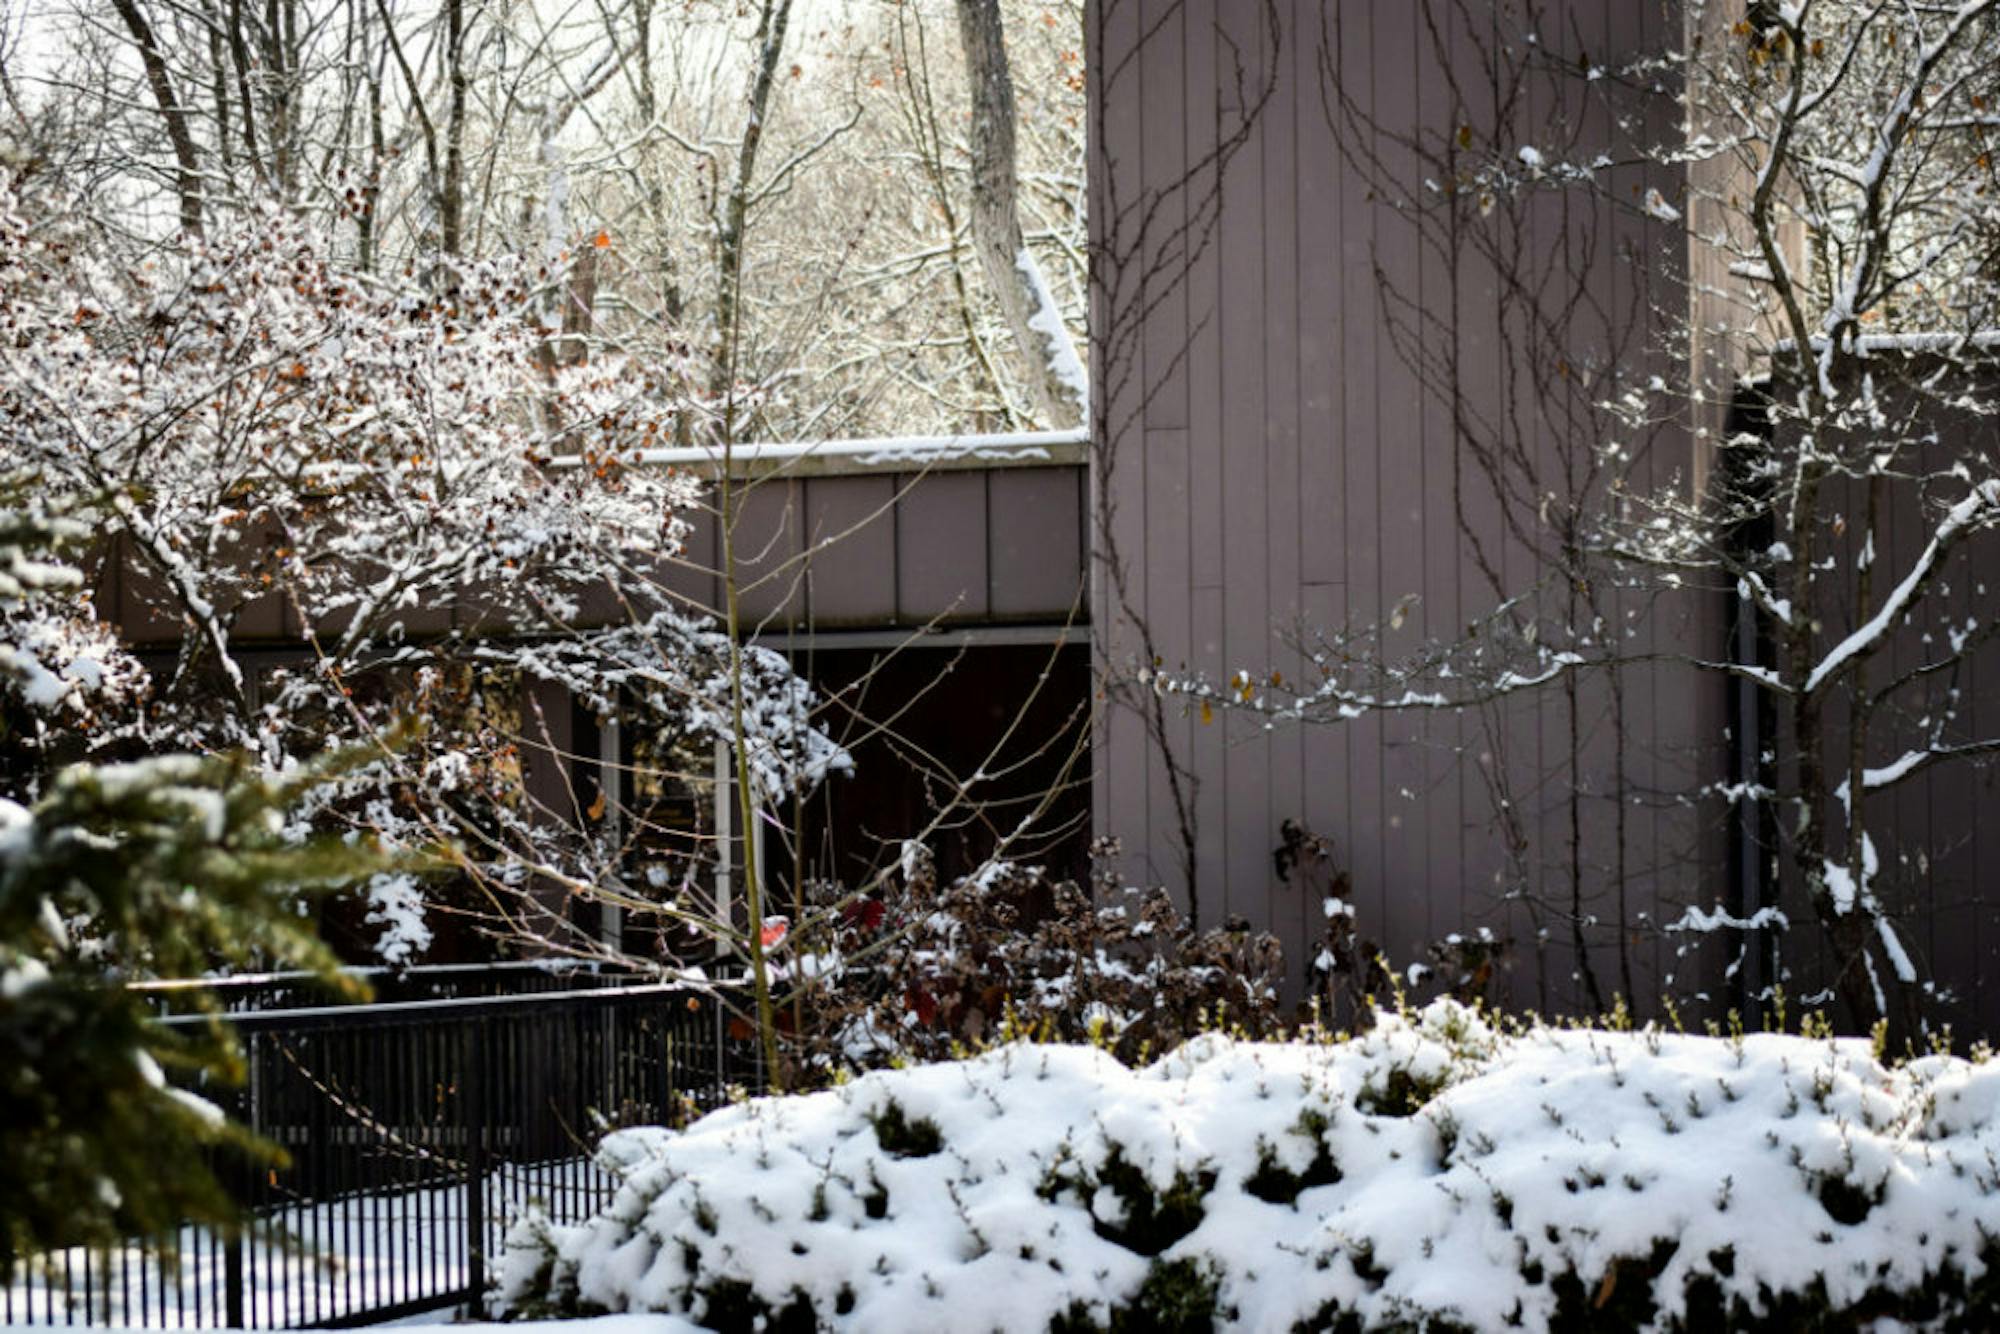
[
  {"xmin": 1860, "ymin": 738, "xmax": 2000, "ymax": 792},
  {"xmin": 1664, "ymin": 903, "xmax": 1789, "ymax": 935},
  {"xmin": 1157, "ymin": 588, "xmax": 1587, "ymax": 727},
  {"xmin": 1805, "ymin": 480, "xmax": 2000, "ymax": 694},
  {"xmin": 492, "ymin": 610, "xmax": 852, "ymax": 799},
  {"xmin": 548, "ymin": 427, "xmax": 1087, "ymax": 476}
]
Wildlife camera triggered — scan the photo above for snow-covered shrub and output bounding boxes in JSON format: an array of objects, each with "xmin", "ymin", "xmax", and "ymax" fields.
[
  {"xmin": 0, "ymin": 185, "xmax": 847, "ymax": 969},
  {"xmin": 0, "ymin": 480, "xmax": 151, "ymax": 800},
  {"xmin": 500, "ymin": 1000, "xmax": 2000, "ymax": 1331}
]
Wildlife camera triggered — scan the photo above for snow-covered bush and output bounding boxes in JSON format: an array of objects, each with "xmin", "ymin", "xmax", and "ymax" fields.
[
  {"xmin": 500, "ymin": 1000, "xmax": 2000, "ymax": 1331},
  {"xmin": 0, "ymin": 477, "xmax": 151, "ymax": 796}
]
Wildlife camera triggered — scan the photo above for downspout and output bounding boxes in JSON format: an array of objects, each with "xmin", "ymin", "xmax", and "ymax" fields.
[{"xmin": 1722, "ymin": 384, "xmax": 1777, "ymax": 1020}]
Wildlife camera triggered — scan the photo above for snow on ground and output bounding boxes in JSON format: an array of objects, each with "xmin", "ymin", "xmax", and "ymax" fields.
[
  {"xmin": 0, "ymin": 1321, "xmax": 702, "ymax": 1334},
  {"xmin": 4, "ymin": 1162, "xmax": 609, "ymax": 1329},
  {"xmin": 400, "ymin": 1320, "xmax": 702, "ymax": 1333},
  {"xmin": 501, "ymin": 1000, "xmax": 2000, "ymax": 1331}
]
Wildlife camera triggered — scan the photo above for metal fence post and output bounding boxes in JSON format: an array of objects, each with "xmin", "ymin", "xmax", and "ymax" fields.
[
  {"xmin": 224, "ymin": 1229, "xmax": 245, "ymax": 1329},
  {"xmin": 224, "ymin": 1052, "xmax": 251, "ymax": 1331},
  {"xmin": 463, "ymin": 1020, "xmax": 487, "ymax": 1310},
  {"xmin": 714, "ymin": 994, "xmax": 728, "ymax": 1103}
]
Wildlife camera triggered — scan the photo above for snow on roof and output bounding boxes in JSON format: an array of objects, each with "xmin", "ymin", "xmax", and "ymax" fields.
[{"xmin": 546, "ymin": 427, "xmax": 1089, "ymax": 479}]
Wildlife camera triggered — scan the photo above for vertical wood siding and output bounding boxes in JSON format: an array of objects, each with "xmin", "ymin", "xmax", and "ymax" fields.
[
  {"xmin": 1773, "ymin": 390, "xmax": 2000, "ymax": 1035},
  {"xmin": 107, "ymin": 464, "xmax": 1088, "ymax": 649},
  {"xmin": 1091, "ymin": 0, "xmax": 1721, "ymax": 1013}
]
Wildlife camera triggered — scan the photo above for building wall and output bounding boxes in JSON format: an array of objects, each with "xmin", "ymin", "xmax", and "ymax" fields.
[
  {"xmin": 1089, "ymin": 0, "xmax": 1725, "ymax": 1013},
  {"xmin": 1757, "ymin": 378, "xmax": 2000, "ymax": 1036},
  {"xmin": 99, "ymin": 457, "xmax": 1087, "ymax": 650}
]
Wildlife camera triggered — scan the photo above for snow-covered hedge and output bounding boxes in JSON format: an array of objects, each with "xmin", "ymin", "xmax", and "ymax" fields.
[{"xmin": 497, "ymin": 1001, "xmax": 2000, "ymax": 1331}]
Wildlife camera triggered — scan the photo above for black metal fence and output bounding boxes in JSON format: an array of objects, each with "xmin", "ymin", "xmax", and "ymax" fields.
[{"xmin": 3, "ymin": 975, "xmax": 759, "ymax": 1329}]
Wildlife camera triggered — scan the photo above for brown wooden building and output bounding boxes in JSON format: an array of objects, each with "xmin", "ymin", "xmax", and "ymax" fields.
[
  {"xmin": 1086, "ymin": 0, "xmax": 1705, "ymax": 1018},
  {"xmin": 1085, "ymin": 0, "xmax": 2000, "ymax": 1032}
]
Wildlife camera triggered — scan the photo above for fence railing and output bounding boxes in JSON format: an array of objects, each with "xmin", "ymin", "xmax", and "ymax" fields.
[
  {"xmin": 4, "ymin": 978, "xmax": 759, "ymax": 1329},
  {"xmin": 132, "ymin": 960, "xmax": 652, "ymax": 1016}
]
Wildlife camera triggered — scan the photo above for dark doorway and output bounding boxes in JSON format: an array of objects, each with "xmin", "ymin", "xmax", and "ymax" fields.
[{"xmin": 782, "ymin": 640, "xmax": 1091, "ymax": 891}]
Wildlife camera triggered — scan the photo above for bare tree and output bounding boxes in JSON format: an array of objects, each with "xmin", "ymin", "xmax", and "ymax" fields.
[
  {"xmin": 955, "ymin": 0, "xmax": 1086, "ymax": 427},
  {"xmin": 15, "ymin": 0, "xmax": 1089, "ymax": 444}
]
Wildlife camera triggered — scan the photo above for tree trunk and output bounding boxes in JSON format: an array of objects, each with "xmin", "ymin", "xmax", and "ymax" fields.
[
  {"xmin": 954, "ymin": 0, "xmax": 1084, "ymax": 428},
  {"xmin": 374, "ymin": 0, "xmax": 441, "ymax": 254},
  {"xmin": 110, "ymin": 0, "xmax": 203, "ymax": 238},
  {"xmin": 441, "ymin": 0, "xmax": 466, "ymax": 255},
  {"xmin": 710, "ymin": 0, "xmax": 794, "ymax": 403},
  {"xmin": 359, "ymin": 40, "xmax": 384, "ymax": 272},
  {"xmin": 208, "ymin": 24, "xmax": 232, "ymax": 176},
  {"xmin": 265, "ymin": 0, "xmax": 297, "ymax": 196},
  {"xmin": 225, "ymin": 0, "xmax": 267, "ymax": 193},
  {"xmin": 555, "ymin": 245, "xmax": 598, "ymax": 368},
  {"xmin": 710, "ymin": 0, "xmax": 797, "ymax": 1086}
]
